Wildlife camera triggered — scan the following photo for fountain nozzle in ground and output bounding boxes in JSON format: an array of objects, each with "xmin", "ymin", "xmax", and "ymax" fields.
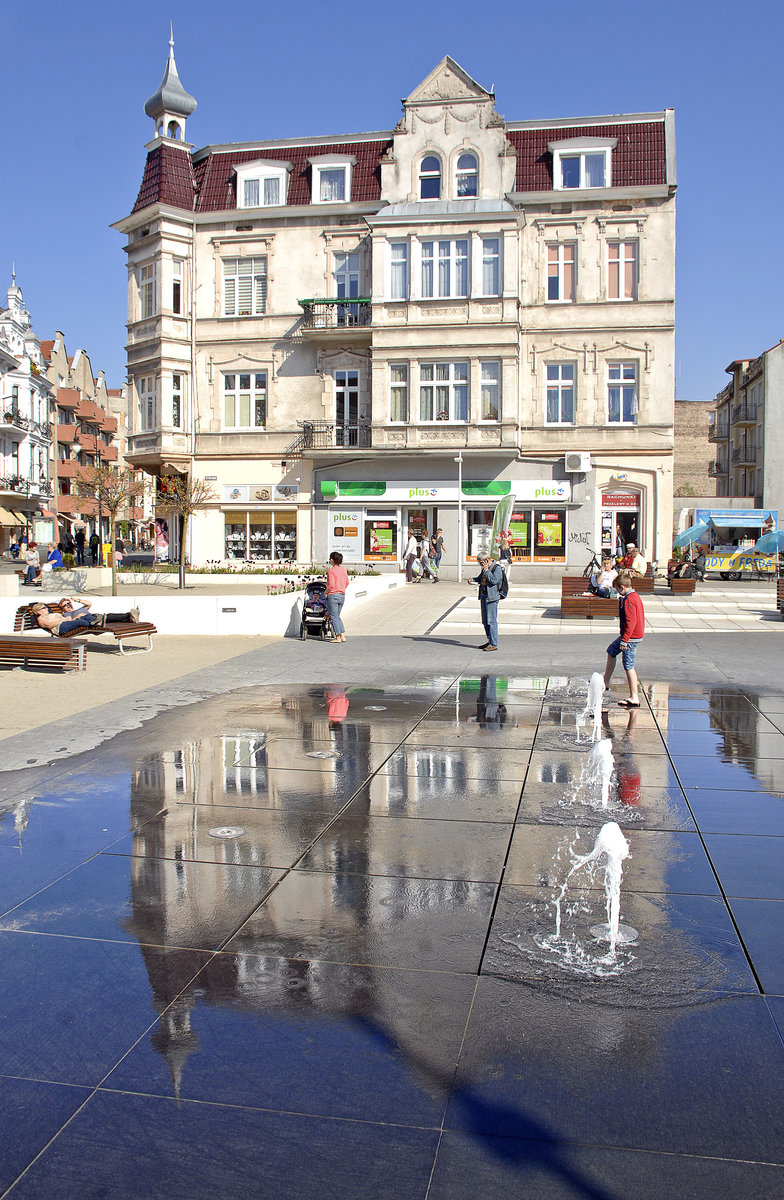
[{"xmin": 555, "ymin": 821, "xmax": 638, "ymax": 957}]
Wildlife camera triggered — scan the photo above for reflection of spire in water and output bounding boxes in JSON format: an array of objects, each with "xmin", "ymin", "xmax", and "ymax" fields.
[{"xmin": 149, "ymin": 1001, "xmax": 201, "ymax": 1102}]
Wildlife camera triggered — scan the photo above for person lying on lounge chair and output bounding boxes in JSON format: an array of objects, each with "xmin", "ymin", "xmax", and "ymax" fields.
[
  {"xmin": 58, "ymin": 597, "xmax": 140, "ymax": 624},
  {"xmin": 30, "ymin": 600, "xmax": 140, "ymax": 637}
]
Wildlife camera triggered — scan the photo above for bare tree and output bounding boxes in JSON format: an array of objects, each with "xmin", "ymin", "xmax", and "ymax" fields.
[
  {"xmin": 75, "ymin": 465, "xmax": 147, "ymax": 596},
  {"xmin": 156, "ymin": 473, "xmax": 216, "ymax": 589}
]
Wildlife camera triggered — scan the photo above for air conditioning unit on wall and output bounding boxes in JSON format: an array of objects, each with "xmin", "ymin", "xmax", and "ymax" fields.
[{"xmin": 564, "ymin": 452, "xmax": 592, "ymax": 473}]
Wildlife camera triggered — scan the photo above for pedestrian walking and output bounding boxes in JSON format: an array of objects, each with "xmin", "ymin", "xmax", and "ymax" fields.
[
  {"xmin": 419, "ymin": 529, "xmax": 438, "ymax": 582},
  {"xmin": 74, "ymin": 526, "xmax": 86, "ymax": 566},
  {"xmin": 468, "ymin": 554, "xmax": 504, "ymax": 651},
  {"xmin": 89, "ymin": 531, "xmax": 100, "ymax": 566},
  {"xmin": 326, "ymin": 551, "xmax": 349, "ymax": 643},
  {"xmin": 403, "ymin": 529, "xmax": 419, "ymax": 583},
  {"xmin": 432, "ymin": 528, "xmax": 446, "ymax": 570},
  {"xmin": 603, "ymin": 571, "xmax": 645, "ymax": 707},
  {"xmin": 499, "ymin": 530, "xmax": 513, "ymax": 580}
]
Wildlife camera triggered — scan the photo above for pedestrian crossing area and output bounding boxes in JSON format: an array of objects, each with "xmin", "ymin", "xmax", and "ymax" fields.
[{"xmin": 430, "ymin": 583, "xmax": 783, "ymax": 637}]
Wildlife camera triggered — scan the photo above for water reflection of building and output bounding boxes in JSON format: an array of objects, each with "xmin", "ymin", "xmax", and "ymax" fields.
[{"xmin": 709, "ymin": 691, "xmax": 784, "ymax": 795}]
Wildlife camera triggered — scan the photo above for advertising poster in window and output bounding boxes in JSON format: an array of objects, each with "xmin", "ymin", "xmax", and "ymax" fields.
[
  {"xmin": 533, "ymin": 510, "xmax": 566, "ymax": 563},
  {"xmin": 509, "ymin": 513, "xmax": 530, "ymax": 562},
  {"xmin": 329, "ymin": 510, "xmax": 363, "ymax": 563},
  {"xmin": 364, "ymin": 518, "xmax": 397, "ymax": 561}
]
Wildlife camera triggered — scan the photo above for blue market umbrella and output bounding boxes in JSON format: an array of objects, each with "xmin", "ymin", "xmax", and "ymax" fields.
[
  {"xmin": 672, "ymin": 522, "xmax": 710, "ymax": 549},
  {"xmin": 753, "ymin": 530, "xmax": 784, "ymax": 554}
]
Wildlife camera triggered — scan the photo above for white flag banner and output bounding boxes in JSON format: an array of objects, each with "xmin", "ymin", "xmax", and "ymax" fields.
[{"xmin": 490, "ymin": 493, "xmax": 516, "ymax": 559}]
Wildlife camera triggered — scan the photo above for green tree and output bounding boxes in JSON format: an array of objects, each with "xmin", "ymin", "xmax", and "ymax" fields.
[
  {"xmin": 75, "ymin": 465, "xmax": 147, "ymax": 596},
  {"xmin": 156, "ymin": 473, "xmax": 216, "ymax": 589}
]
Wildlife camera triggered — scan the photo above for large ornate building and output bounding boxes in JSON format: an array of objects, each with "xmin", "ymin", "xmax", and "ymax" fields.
[{"xmin": 115, "ymin": 43, "xmax": 676, "ymax": 575}]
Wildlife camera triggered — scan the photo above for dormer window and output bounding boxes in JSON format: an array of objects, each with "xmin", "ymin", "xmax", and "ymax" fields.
[
  {"xmin": 456, "ymin": 152, "xmax": 478, "ymax": 198},
  {"xmin": 236, "ymin": 160, "xmax": 292, "ymax": 209},
  {"xmin": 419, "ymin": 155, "xmax": 442, "ymax": 200},
  {"xmin": 309, "ymin": 155, "xmax": 356, "ymax": 204},
  {"xmin": 548, "ymin": 137, "xmax": 617, "ymax": 190}
]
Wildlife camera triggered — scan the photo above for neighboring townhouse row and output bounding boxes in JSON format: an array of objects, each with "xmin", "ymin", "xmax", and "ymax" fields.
[
  {"xmin": 115, "ymin": 45, "xmax": 677, "ymax": 575},
  {"xmin": 709, "ymin": 340, "xmax": 784, "ymax": 519},
  {"xmin": 0, "ymin": 276, "xmax": 136, "ymax": 554}
]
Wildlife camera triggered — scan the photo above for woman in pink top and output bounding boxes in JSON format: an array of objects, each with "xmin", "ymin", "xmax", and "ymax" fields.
[{"xmin": 326, "ymin": 551, "xmax": 350, "ymax": 642}]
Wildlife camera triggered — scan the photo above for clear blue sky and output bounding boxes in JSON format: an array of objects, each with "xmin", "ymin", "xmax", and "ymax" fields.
[{"xmin": 3, "ymin": 0, "xmax": 782, "ymax": 400}]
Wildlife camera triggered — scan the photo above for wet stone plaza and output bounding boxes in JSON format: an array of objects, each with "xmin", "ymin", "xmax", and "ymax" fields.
[{"xmin": 0, "ymin": 672, "xmax": 783, "ymax": 1198}]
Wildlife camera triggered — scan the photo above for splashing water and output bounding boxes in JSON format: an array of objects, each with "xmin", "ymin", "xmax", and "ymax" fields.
[
  {"xmin": 576, "ymin": 672, "xmax": 605, "ymax": 743},
  {"xmin": 586, "ymin": 739, "xmax": 614, "ymax": 807},
  {"xmin": 552, "ymin": 821, "xmax": 637, "ymax": 958}
]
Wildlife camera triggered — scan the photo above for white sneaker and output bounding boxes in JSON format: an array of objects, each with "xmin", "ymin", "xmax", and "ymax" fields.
[{"xmin": 129, "ymin": 606, "xmax": 140, "ymax": 623}]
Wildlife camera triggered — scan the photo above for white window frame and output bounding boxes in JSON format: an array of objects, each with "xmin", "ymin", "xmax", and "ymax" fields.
[
  {"xmin": 608, "ymin": 240, "xmax": 638, "ymax": 301},
  {"xmin": 223, "ymin": 257, "xmax": 267, "ymax": 317},
  {"xmin": 171, "ymin": 373, "xmax": 183, "ymax": 429},
  {"xmin": 419, "ymin": 154, "xmax": 442, "ymax": 200},
  {"xmin": 545, "ymin": 363, "xmax": 576, "ymax": 426},
  {"xmin": 172, "ymin": 259, "xmax": 183, "ymax": 314},
  {"xmin": 389, "ymin": 241, "xmax": 409, "ymax": 300},
  {"xmin": 455, "ymin": 151, "xmax": 479, "ymax": 198},
  {"xmin": 607, "ymin": 362, "xmax": 638, "ymax": 426},
  {"xmin": 222, "ymin": 372, "xmax": 268, "ymax": 431},
  {"xmin": 236, "ymin": 160, "xmax": 291, "ymax": 209},
  {"xmin": 548, "ymin": 137, "xmax": 616, "ymax": 191},
  {"xmin": 309, "ymin": 155, "xmax": 356, "ymax": 205},
  {"xmin": 546, "ymin": 242, "xmax": 576, "ymax": 302},
  {"xmin": 479, "ymin": 361, "xmax": 501, "ymax": 422},
  {"xmin": 138, "ymin": 263, "xmax": 156, "ymax": 319},
  {"xmin": 481, "ymin": 237, "xmax": 502, "ymax": 296},
  {"xmin": 138, "ymin": 375, "xmax": 156, "ymax": 430},
  {"xmin": 420, "ymin": 238, "xmax": 470, "ymax": 299},
  {"xmin": 389, "ymin": 363, "xmax": 409, "ymax": 423},
  {"xmin": 419, "ymin": 361, "xmax": 469, "ymax": 423}
]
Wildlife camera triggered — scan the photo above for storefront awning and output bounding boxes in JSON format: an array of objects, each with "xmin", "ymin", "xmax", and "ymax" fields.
[
  {"xmin": 696, "ymin": 508, "xmax": 778, "ymax": 529},
  {"xmin": 0, "ymin": 507, "xmax": 26, "ymax": 526}
]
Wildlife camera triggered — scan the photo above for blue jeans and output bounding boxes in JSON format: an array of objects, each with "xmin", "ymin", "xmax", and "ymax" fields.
[
  {"xmin": 327, "ymin": 592, "xmax": 345, "ymax": 636},
  {"xmin": 480, "ymin": 597, "xmax": 498, "ymax": 647},
  {"xmin": 56, "ymin": 614, "xmax": 100, "ymax": 636}
]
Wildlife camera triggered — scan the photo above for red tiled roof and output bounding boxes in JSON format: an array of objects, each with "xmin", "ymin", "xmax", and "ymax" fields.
[
  {"xmin": 508, "ymin": 121, "xmax": 666, "ymax": 191},
  {"xmin": 132, "ymin": 143, "xmax": 196, "ymax": 214},
  {"xmin": 194, "ymin": 139, "xmax": 390, "ymax": 212},
  {"xmin": 40, "ymin": 340, "xmax": 54, "ymax": 362},
  {"xmin": 131, "ymin": 120, "xmax": 667, "ymax": 215}
]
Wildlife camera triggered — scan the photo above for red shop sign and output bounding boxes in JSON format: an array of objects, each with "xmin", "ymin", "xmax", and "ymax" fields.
[{"xmin": 602, "ymin": 493, "xmax": 639, "ymax": 508}]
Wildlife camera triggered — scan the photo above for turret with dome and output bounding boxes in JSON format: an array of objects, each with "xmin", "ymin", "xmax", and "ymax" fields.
[{"xmin": 143, "ymin": 26, "xmax": 197, "ymax": 142}]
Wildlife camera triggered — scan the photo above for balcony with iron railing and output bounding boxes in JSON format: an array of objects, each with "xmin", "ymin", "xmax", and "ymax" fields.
[
  {"xmin": 0, "ymin": 408, "xmax": 28, "ymax": 439},
  {"xmin": 731, "ymin": 444, "xmax": 757, "ymax": 465},
  {"xmin": 708, "ymin": 460, "xmax": 728, "ymax": 476},
  {"xmin": 284, "ymin": 419, "xmax": 372, "ymax": 455},
  {"xmin": 708, "ymin": 420, "xmax": 729, "ymax": 441},
  {"xmin": 0, "ymin": 474, "xmax": 52, "ymax": 498},
  {"xmin": 731, "ymin": 401, "xmax": 758, "ymax": 424},
  {"xmin": 298, "ymin": 298, "xmax": 373, "ymax": 341}
]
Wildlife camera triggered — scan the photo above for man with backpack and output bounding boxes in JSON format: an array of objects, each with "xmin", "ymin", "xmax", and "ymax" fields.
[{"xmin": 468, "ymin": 554, "xmax": 506, "ymax": 650}]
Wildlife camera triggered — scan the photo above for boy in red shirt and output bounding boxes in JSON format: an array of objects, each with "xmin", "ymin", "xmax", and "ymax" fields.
[{"xmin": 603, "ymin": 571, "xmax": 644, "ymax": 708}]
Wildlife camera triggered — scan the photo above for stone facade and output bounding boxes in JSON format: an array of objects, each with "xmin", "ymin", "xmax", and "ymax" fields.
[{"xmin": 115, "ymin": 51, "xmax": 677, "ymax": 576}]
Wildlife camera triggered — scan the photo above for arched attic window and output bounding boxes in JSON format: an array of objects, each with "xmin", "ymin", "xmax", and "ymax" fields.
[
  {"xmin": 419, "ymin": 155, "xmax": 442, "ymax": 200},
  {"xmin": 167, "ymin": 120, "xmax": 182, "ymax": 140},
  {"xmin": 456, "ymin": 152, "xmax": 478, "ymax": 197}
]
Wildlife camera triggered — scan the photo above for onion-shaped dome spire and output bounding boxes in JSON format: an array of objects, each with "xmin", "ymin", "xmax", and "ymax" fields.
[{"xmin": 144, "ymin": 26, "xmax": 196, "ymax": 139}]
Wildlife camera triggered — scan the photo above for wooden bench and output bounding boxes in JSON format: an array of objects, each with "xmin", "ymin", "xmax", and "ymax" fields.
[
  {"xmin": 560, "ymin": 581, "xmax": 618, "ymax": 619},
  {"xmin": 777, "ymin": 579, "xmax": 784, "ymax": 619},
  {"xmin": 668, "ymin": 577, "xmax": 697, "ymax": 595},
  {"xmin": 14, "ymin": 604, "xmax": 157, "ymax": 655},
  {"xmin": 0, "ymin": 635, "xmax": 86, "ymax": 672}
]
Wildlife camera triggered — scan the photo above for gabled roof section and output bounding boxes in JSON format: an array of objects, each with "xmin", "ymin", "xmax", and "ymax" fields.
[
  {"xmin": 194, "ymin": 139, "xmax": 390, "ymax": 212},
  {"xmin": 405, "ymin": 56, "xmax": 491, "ymax": 104},
  {"xmin": 132, "ymin": 143, "xmax": 197, "ymax": 213},
  {"xmin": 507, "ymin": 120, "xmax": 667, "ymax": 191}
]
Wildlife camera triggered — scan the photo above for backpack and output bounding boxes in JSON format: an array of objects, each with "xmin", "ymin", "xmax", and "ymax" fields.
[{"xmin": 497, "ymin": 567, "xmax": 509, "ymax": 600}]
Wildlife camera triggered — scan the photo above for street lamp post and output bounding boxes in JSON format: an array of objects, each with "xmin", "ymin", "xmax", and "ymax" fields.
[{"xmin": 454, "ymin": 452, "xmax": 463, "ymax": 581}]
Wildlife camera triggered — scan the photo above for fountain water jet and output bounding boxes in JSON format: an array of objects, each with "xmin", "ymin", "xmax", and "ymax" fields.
[
  {"xmin": 576, "ymin": 672, "xmax": 605, "ymax": 743},
  {"xmin": 587, "ymin": 739, "xmax": 614, "ymax": 807},
  {"xmin": 553, "ymin": 821, "xmax": 638, "ymax": 958}
]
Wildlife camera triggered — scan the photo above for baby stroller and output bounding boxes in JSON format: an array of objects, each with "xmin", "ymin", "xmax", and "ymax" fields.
[{"xmin": 300, "ymin": 580, "xmax": 332, "ymax": 640}]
